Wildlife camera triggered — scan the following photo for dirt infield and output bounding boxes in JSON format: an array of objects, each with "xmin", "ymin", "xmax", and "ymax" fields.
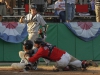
[{"xmin": 0, "ymin": 66, "xmax": 100, "ymax": 75}]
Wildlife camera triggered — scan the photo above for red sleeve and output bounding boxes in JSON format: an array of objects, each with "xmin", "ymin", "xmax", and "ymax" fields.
[{"xmin": 29, "ymin": 48, "xmax": 43, "ymax": 63}]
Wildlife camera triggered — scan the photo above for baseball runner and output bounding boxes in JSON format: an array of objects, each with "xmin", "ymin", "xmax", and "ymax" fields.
[
  {"xmin": 12, "ymin": 40, "xmax": 39, "ymax": 71},
  {"xmin": 24, "ymin": 38, "xmax": 98, "ymax": 71}
]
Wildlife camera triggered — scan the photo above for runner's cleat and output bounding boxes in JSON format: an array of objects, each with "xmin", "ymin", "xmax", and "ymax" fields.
[
  {"xmin": 81, "ymin": 60, "xmax": 88, "ymax": 71},
  {"xmin": 86, "ymin": 60, "xmax": 98, "ymax": 67},
  {"xmin": 81, "ymin": 60, "xmax": 98, "ymax": 71}
]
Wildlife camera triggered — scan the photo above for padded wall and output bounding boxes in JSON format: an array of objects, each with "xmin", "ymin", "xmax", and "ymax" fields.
[{"xmin": 0, "ymin": 23, "xmax": 100, "ymax": 61}]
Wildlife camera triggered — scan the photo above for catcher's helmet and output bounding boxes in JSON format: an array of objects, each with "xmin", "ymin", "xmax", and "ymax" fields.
[
  {"xmin": 22, "ymin": 40, "xmax": 33, "ymax": 50},
  {"xmin": 34, "ymin": 38, "xmax": 44, "ymax": 45}
]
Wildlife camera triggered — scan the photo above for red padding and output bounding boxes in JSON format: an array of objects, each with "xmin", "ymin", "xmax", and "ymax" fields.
[
  {"xmin": 25, "ymin": 4, "xmax": 29, "ymax": 13},
  {"xmin": 76, "ymin": 4, "xmax": 89, "ymax": 13}
]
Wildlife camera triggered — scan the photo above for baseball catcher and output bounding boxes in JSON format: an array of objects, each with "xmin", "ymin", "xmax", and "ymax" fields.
[{"xmin": 24, "ymin": 38, "xmax": 98, "ymax": 71}]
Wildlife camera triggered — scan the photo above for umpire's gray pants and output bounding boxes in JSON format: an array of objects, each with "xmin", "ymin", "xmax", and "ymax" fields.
[{"xmin": 28, "ymin": 32, "xmax": 38, "ymax": 45}]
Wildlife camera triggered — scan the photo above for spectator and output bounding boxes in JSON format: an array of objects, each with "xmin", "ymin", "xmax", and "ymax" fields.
[
  {"xmin": 65, "ymin": 0, "xmax": 78, "ymax": 22},
  {"xmin": 89, "ymin": 0, "xmax": 96, "ymax": 15},
  {"xmin": 0, "ymin": 0, "xmax": 6, "ymax": 16},
  {"xmin": 54, "ymin": 0, "xmax": 65, "ymax": 22},
  {"xmin": 5, "ymin": 0, "xmax": 16, "ymax": 16}
]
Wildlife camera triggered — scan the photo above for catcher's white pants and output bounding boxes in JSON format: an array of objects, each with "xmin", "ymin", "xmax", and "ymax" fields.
[{"xmin": 56, "ymin": 52, "xmax": 82, "ymax": 68}]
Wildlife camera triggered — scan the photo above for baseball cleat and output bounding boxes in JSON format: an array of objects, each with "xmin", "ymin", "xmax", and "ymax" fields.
[{"xmin": 86, "ymin": 60, "xmax": 98, "ymax": 67}]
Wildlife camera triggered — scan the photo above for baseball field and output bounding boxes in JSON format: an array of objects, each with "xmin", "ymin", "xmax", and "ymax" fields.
[{"xmin": 0, "ymin": 64, "xmax": 100, "ymax": 75}]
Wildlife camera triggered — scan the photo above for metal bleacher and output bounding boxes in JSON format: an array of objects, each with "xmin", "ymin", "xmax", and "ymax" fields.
[
  {"xmin": 1, "ymin": 0, "xmax": 60, "ymax": 22},
  {"xmin": 2, "ymin": 0, "xmax": 96, "ymax": 22}
]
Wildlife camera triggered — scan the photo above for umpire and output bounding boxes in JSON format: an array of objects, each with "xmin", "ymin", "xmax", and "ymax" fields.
[{"xmin": 19, "ymin": 4, "xmax": 47, "ymax": 45}]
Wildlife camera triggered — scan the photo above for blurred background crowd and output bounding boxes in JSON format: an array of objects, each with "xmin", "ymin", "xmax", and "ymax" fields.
[{"xmin": 0, "ymin": 0, "xmax": 98, "ymax": 22}]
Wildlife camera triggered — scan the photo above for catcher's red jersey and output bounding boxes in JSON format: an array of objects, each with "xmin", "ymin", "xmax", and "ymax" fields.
[{"xmin": 29, "ymin": 46, "xmax": 66, "ymax": 63}]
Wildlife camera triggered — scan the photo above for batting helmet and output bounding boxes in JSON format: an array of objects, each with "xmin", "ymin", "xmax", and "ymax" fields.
[{"xmin": 22, "ymin": 40, "xmax": 33, "ymax": 50}]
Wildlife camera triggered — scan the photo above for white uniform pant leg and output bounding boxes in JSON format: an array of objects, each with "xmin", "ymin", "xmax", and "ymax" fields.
[
  {"xmin": 19, "ymin": 51, "xmax": 29, "ymax": 64},
  {"xmin": 69, "ymin": 60, "xmax": 82, "ymax": 67},
  {"xmin": 56, "ymin": 52, "xmax": 71, "ymax": 68}
]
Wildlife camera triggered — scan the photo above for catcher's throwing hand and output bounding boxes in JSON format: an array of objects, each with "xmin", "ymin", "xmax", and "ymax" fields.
[{"xmin": 24, "ymin": 54, "xmax": 30, "ymax": 60}]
